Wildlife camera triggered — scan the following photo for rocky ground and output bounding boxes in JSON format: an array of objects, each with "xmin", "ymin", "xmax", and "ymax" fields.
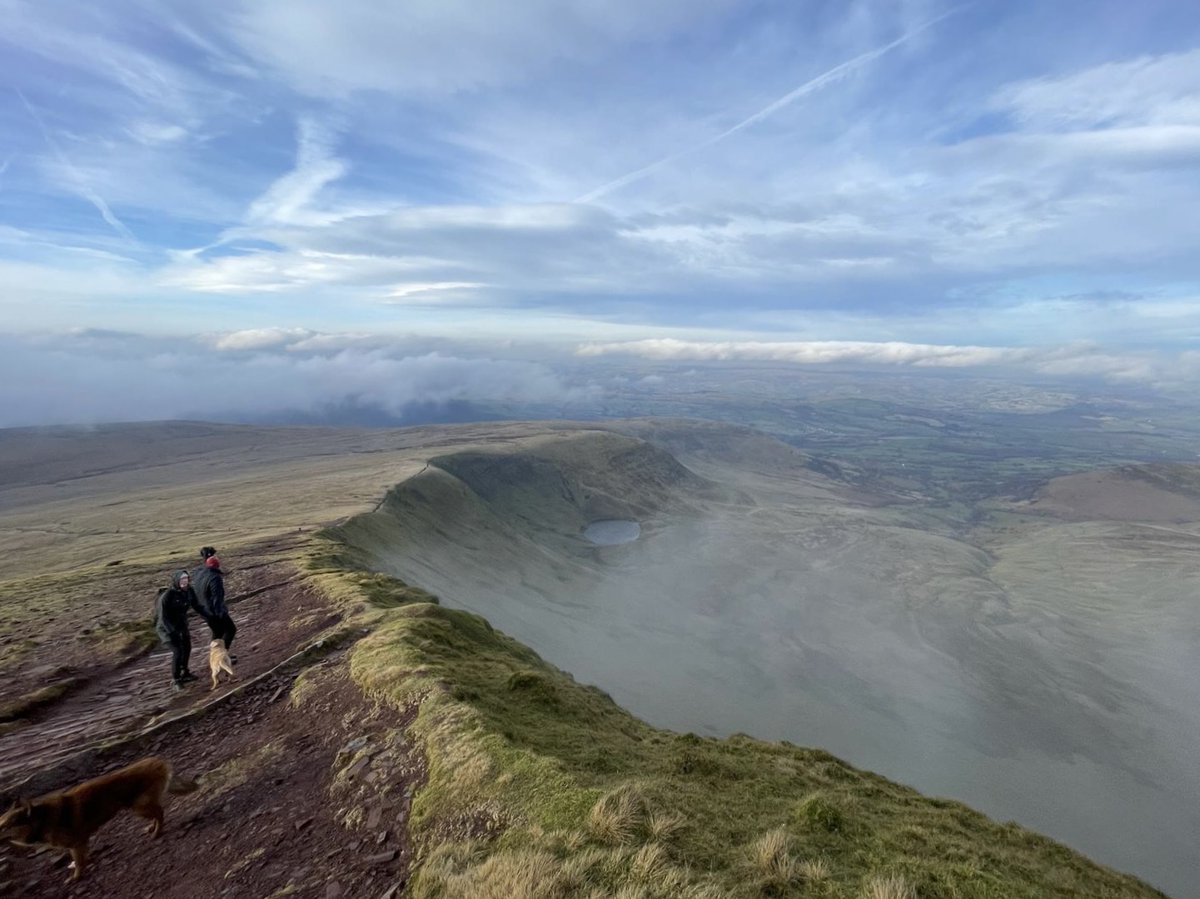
[{"xmin": 0, "ymin": 563, "xmax": 424, "ymax": 898}]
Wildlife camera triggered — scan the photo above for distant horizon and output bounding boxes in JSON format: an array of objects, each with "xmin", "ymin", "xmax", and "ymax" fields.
[{"xmin": 1, "ymin": 338, "xmax": 1193, "ymax": 431}]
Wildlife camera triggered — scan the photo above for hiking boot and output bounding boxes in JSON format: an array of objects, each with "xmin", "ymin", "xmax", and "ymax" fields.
[
  {"xmin": 180, "ymin": 671, "xmax": 199, "ymax": 682},
  {"xmin": 171, "ymin": 680, "xmax": 185, "ymax": 692},
  {"xmin": 229, "ymin": 654, "xmax": 238, "ymax": 664}
]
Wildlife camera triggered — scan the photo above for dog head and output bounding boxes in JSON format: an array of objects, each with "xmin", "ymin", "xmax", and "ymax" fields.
[{"xmin": 0, "ymin": 799, "xmax": 39, "ymax": 844}]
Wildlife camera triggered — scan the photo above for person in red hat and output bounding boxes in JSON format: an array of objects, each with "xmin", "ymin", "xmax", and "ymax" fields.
[{"xmin": 191, "ymin": 546, "xmax": 237, "ymax": 652}]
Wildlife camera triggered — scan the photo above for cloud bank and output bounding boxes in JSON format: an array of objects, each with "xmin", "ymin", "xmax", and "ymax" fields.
[{"xmin": 0, "ymin": 332, "xmax": 581, "ymax": 428}]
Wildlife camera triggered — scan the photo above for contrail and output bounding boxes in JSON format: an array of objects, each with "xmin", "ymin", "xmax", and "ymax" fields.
[
  {"xmin": 577, "ymin": 8, "xmax": 961, "ymax": 203},
  {"xmin": 16, "ymin": 90, "xmax": 137, "ymax": 241}
]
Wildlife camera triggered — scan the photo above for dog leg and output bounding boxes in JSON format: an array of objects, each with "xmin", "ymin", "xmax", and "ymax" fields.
[
  {"xmin": 68, "ymin": 844, "xmax": 88, "ymax": 881},
  {"xmin": 134, "ymin": 796, "xmax": 165, "ymax": 837},
  {"xmin": 148, "ymin": 806, "xmax": 163, "ymax": 837}
]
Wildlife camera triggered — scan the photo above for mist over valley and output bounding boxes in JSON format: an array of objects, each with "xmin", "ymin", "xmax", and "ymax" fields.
[{"xmin": 322, "ymin": 406, "xmax": 1200, "ymax": 896}]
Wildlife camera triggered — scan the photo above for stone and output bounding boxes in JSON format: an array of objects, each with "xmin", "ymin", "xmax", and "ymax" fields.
[
  {"xmin": 325, "ymin": 883, "xmax": 344, "ymax": 898},
  {"xmin": 366, "ymin": 849, "xmax": 397, "ymax": 865}
]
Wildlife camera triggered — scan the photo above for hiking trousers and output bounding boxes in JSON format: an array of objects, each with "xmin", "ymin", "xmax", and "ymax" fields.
[{"xmin": 166, "ymin": 632, "xmax": 191, "ymax": 681}]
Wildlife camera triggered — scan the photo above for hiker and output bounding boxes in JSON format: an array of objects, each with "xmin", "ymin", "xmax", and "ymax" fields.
[
  {"xmin": 154, "ymin": 570, "xmax": 200, "ymax": 690},
  {"xmin": 192, "ymin": 547, "xmax": 237, "ymax": 651}
]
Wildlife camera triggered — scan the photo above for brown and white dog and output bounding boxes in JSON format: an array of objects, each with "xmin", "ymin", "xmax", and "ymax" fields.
[{"xmin": 0, "ymin": 757, "xmax": 196, "ymax": 881}]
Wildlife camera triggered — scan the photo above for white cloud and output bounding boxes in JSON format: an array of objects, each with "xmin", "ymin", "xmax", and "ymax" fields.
[
  {"xmin": 225, "ymin": 0, "xmax": 740, "ymax": 97},
  {"xmin": 993, "ymin": 49, "xmax": 1200, "ymax": 131},
  {"xmin": 384, "ymin": 282, "xmax": 484, "ymax": 304},
  {"xmin": 213, "ymin": 327, "xmax": 314, "ymax": 351},
  {"xmin": 244, "ymin": 118, "xmax": 349, "ymax": 227},
  {"xmin": 576, "ymin": 338, "xmax": 1033, "ymax": 367},
  {"xmin": 573, "ymin": 337, "xmax": 1200, "ymax": 389},
  {"xmin": 0, "ymin": 333, "xmax": 581, "ymax": 427},
  {"xmin": 159, "ymin": 249, "xmax": 428, "ymax": 294},
  {"xmin": 127, "ymin": 121, "xmax": 189, "ymax": 145}
]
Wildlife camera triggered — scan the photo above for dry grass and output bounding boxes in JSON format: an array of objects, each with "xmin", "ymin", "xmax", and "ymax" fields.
[
  {"xmin": 750, "ymin": 827, "xmax": 796, "ymax": 892},
  {"xmin": 587, "ymin": 786, "xmax": 646, "ymax": 845},
  {"xmin": 646, "ymin": 812, "xmax": 684, "ymax": 844},
  {"xmin": 681, "ymin": 887, "xmax": 735, "ymax": 899},
  {"xmin": 861, "ymin": 874, "xmax": 916, "ymax": 899},
  {"xmin": 560, "ymin": 846, "xmax": 609, "ymax": 887},
  {"xmin": 629, "ymin": 843, "xmax": 671, "ymax": 883},
  {"xmin": 418, "ymin": 847, "xmax": 566, "ymax": 899},
  {"xmin": 798, "ymin": 857, "xmax": 832, "ymax": 883},
  {"xmin": 611, "ymin": 888, "xmax": 649, "ymax": 899}
]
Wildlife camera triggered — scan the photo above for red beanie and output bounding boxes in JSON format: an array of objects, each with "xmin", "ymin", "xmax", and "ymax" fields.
[{"xmin": 206, "ymin": 556, "xmax": 221, "ymax": 569}]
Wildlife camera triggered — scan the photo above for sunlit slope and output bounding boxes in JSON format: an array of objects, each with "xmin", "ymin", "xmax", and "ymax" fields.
[{"xmin": 331, "ymin": 424, "xmax": 1199, "ymax": 895}]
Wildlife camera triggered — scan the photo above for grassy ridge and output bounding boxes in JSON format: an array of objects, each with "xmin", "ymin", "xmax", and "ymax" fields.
[{"xmin": 324, "ymin": 550, "xmax": 1164, "ymax": 899}]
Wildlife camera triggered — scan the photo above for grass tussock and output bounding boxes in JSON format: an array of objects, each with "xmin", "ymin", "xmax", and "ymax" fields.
[
  {"xmin": 860, "ymin": 874, "xmax": 915, "ymax": 899},
  {"xmin": 341, "ymin": 581, "xmax": 1169, "ymax": 899},
  {"xmin": 798, "ymin": 858, "xmax": 831, "ymax": 883},
  {"xmin": 588, "ymin": 786, "xmax": 647, "ymax": 845},
  {"xmin": 750, "ymin": 827, "xmax": 796, "ymax": 893},
  {"xmin": 629, "ymin": 843, "xmax": 672, "ymax": 882},
  {"xmin": 795, "ymin": 793, "xmax": 845, "ymax": 834},
  {"xmin": 646, "ymin": 811, "xmax": 683, "ymax": 844}
]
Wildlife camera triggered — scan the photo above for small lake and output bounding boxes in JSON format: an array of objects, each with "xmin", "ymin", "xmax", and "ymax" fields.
[{"xmin": 583, "ymin": 519, "xmax": 641, "ymax": 545}]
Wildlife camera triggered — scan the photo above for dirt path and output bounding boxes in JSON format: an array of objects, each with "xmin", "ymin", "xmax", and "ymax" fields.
[
  {"xmin": 0, "ymin": 561, "xmax": 339, "ymax": 789},
  {"xmin": 0, "ymin": 650, "xmax": 424, "ymax": 899}
]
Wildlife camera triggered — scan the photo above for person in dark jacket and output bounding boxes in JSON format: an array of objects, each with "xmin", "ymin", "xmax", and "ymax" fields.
[
  {"xmin": 154, "ymin": 570, "xmax": 201, "ymax": 689},
  {"xmin": 192, "ymin": 549, "xmax": 236, "ymax": 650}
]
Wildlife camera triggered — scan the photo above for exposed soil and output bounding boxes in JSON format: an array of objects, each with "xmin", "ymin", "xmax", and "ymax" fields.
[
  {"xmin": 1, "ymin": 651, "xmax": 424, "ymax": 899},
  {"xmin": 0, "ymin": 535, "xmax": 306, "ymax": 705},
  {"xmin": 0, "ymin": 559, "xmax": 338, "ymax": 788},
  {"xmin": 0, "ymin": 546, "xmax": 424, "ymax": 899}
]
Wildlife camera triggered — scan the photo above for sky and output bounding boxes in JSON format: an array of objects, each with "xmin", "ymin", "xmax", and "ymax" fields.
[{"xmin": 2, "ymin": 0, "xmax": 1200, "ymax": 424}]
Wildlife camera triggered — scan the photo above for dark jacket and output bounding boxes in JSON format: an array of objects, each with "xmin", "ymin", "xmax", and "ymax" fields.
[
  {"xmin": 191, "ymin": 565, "xmax": 228, "ymax": 619},
  {"xmin": 155, "ymin": 585, "xmax": 199, "ymax": 641}
]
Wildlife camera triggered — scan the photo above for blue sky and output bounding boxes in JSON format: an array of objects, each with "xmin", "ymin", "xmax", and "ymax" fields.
[{"xmin": 2, "ymin": 0, "xmax": 1200, "ymax": 423}]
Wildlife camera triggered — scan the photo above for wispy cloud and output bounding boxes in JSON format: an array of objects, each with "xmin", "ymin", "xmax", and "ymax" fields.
[
  {"xmin": 16, "ymin": 90, "xmax": 136, "ymax": 242},
  {"xmin": 578, "ymin": 7, "xmax": 965, "ymax": 202},
  {"xmin": 244, "ymin": 118, "xmax": 349, "ymax": 227}
]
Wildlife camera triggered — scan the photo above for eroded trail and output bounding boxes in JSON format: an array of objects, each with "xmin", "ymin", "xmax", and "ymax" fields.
[
  {"xmin": 0, "ymin": 561, "xmax": 338, "ymax": 788},
  {"xmin": 1, "ymin": 652, "xmax": 422, "ymax": 898}
]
